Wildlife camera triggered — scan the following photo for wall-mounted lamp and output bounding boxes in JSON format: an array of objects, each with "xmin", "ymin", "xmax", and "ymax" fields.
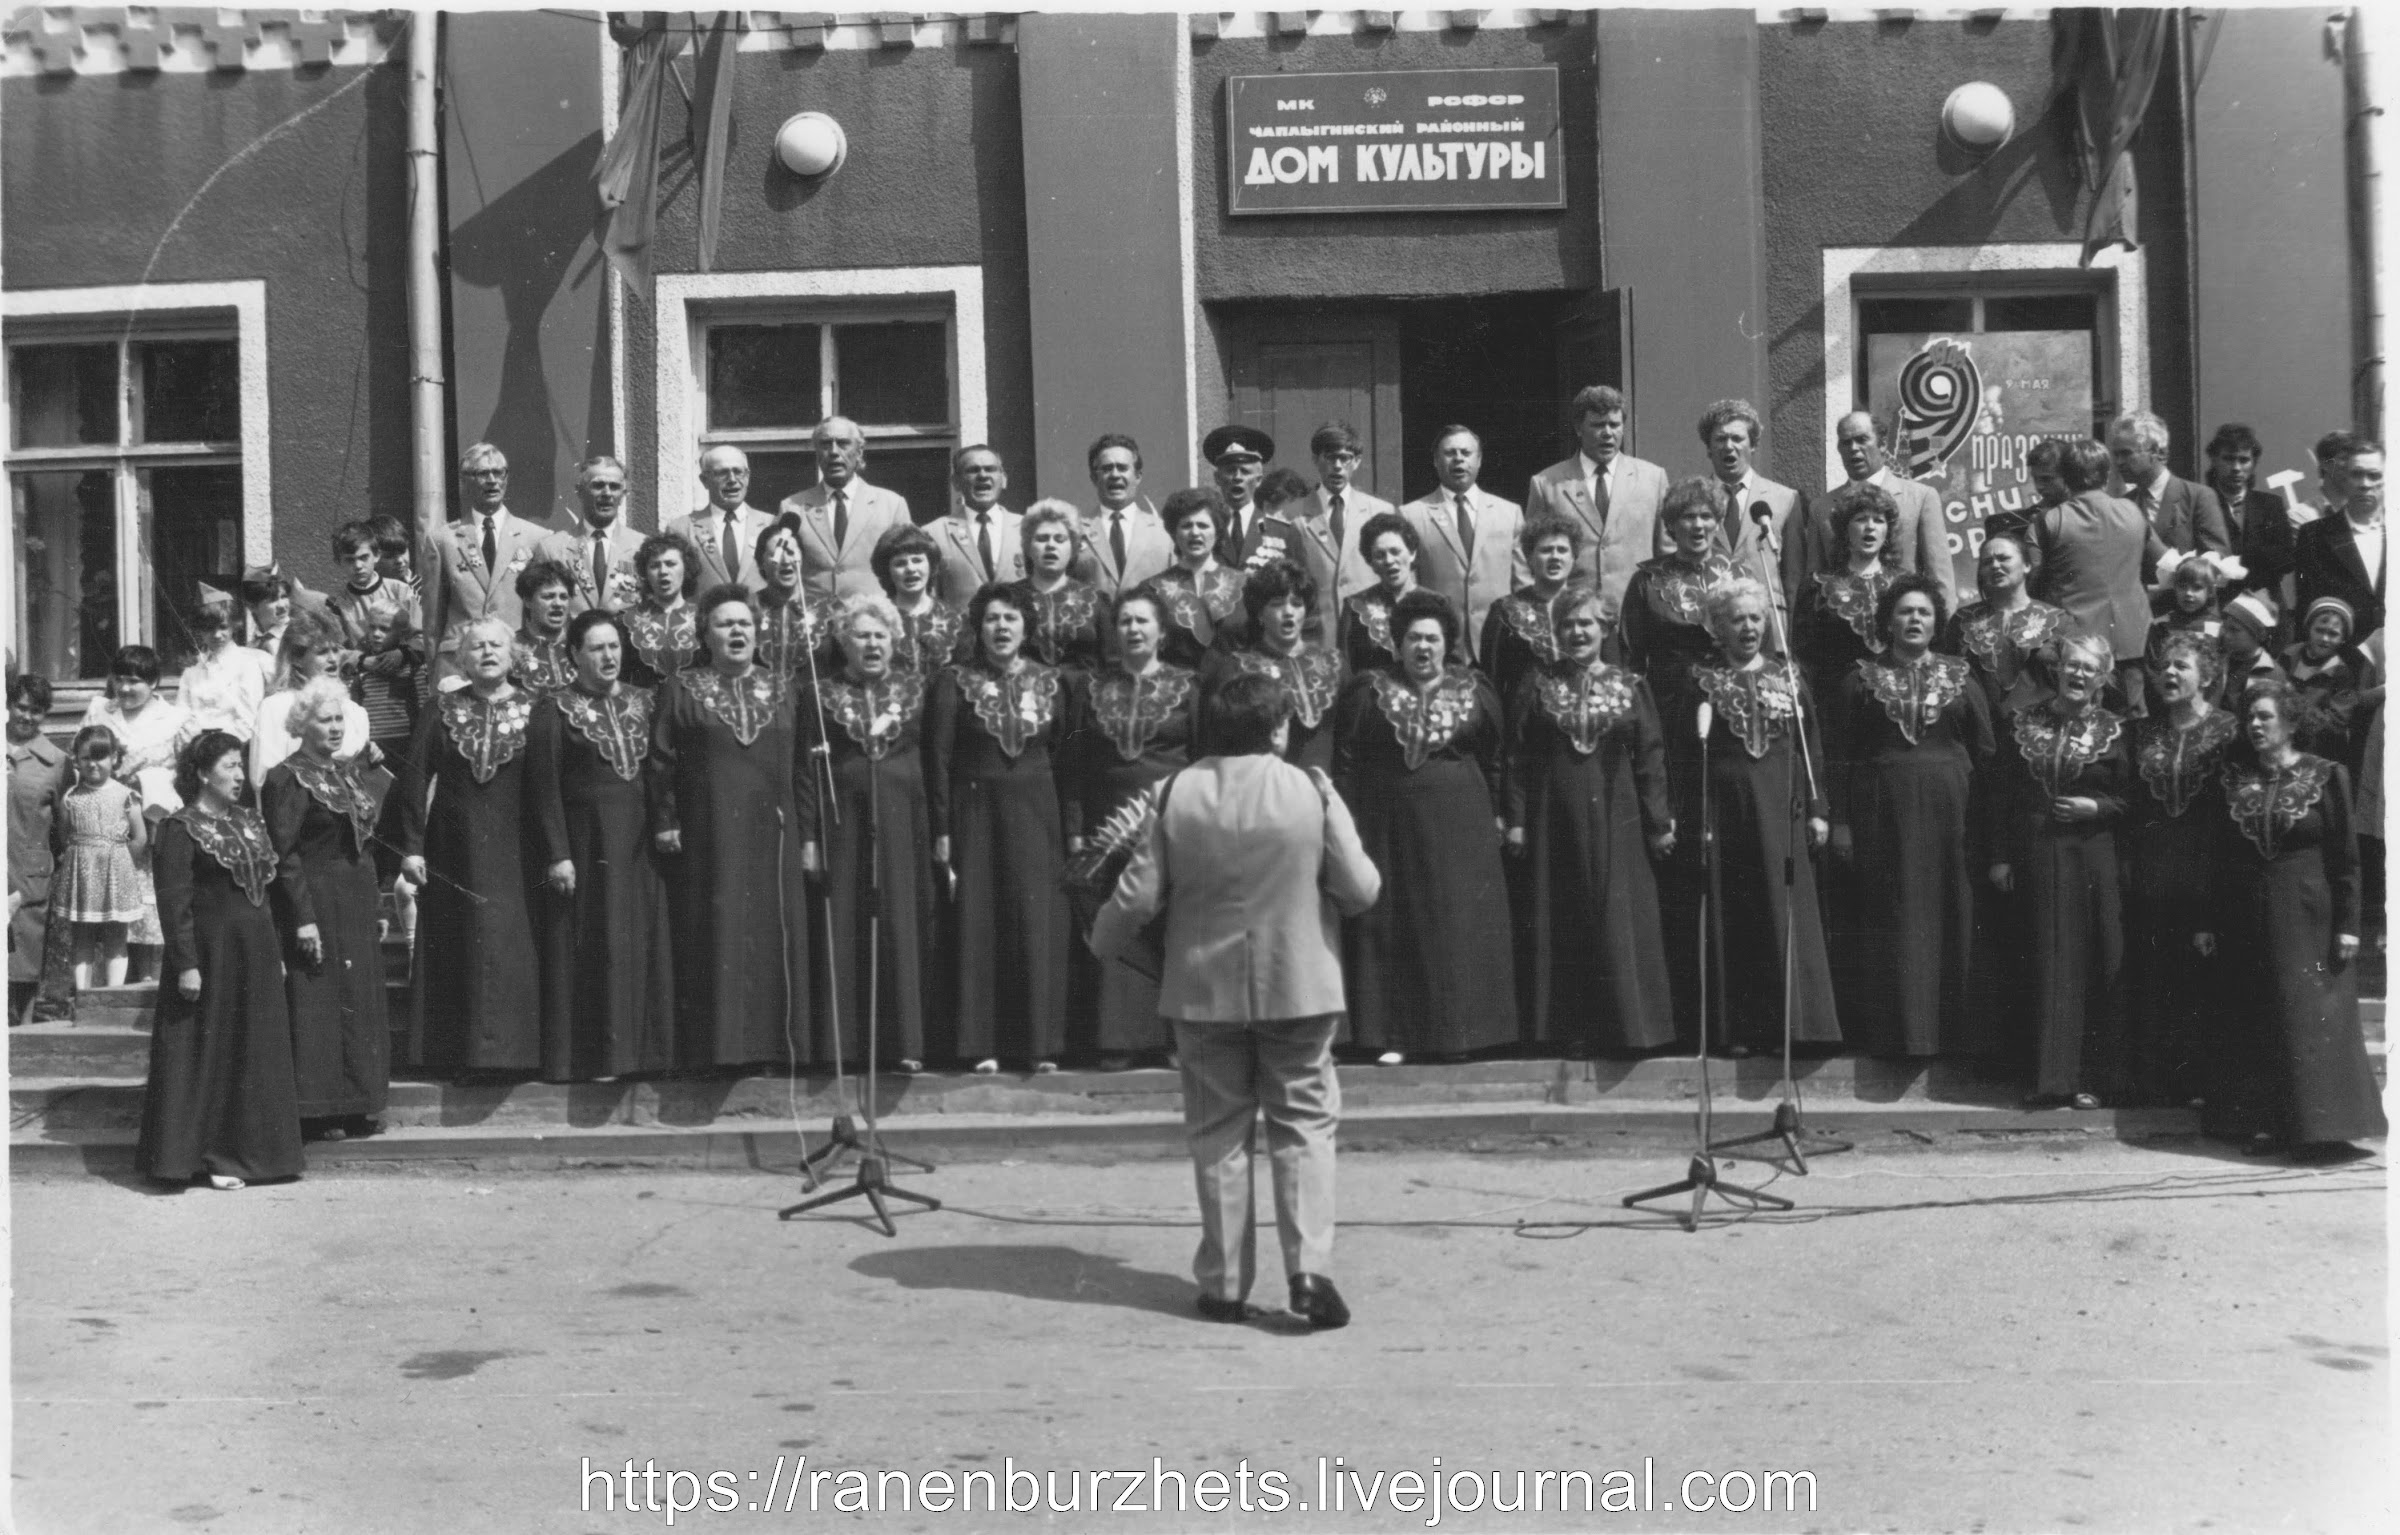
[
  {"xmin": 775, "ymin": 111, "xmax": 848, "ymax": 178},
  {"xmin": 1940, "ymin": 81, "xmax": 2014, "ymax": 156}
]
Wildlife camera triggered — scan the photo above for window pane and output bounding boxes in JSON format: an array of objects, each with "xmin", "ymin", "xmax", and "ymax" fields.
[
  {"xmin": 707, "ymin": 324, "xmax": 821, "ymax": 430},
  {"xmin": 13, "ymin": 469, "xmax": 118, "ymax": 680},
  {"xmin": 835, "ymin": 322, "xmax": 949, "ymax": 425},
  {"xmin": 11, "ymin": 344, "xmax": 117, "ymax": 449},
  {"xmin": 872, "ymin": 446, "xmax": 955, "ymax": 527},
  {"xmin": 738, "ymin": 449, "xmax": 818, "ymax": 520},
  {"xmin": 1861, "ymin": 298, "xmax": 1973, "ymax": 335},
  {"xmin": 139, "ymin": 340, "xmax": 239, "ymax": 443},
  {"xmin": 1984, "ymin": 294, "xmax": 2098, "ymax": 333},
  {"xmin": 143, "ymin": 464, "xmax": 244, "ymax": 674}
]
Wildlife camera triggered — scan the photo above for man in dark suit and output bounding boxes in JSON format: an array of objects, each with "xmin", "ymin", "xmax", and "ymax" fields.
[
  {"xmin": 2203, "ymin": 422, "xmax": 2298, "ymax": 601},
  {"xmin": 1203, "ymin": 424, "xmax": 1280, "ymax": 567},
  {"xmin": 1522, "ymin": 384, "xmax": 1670, "ymax": 628},
  {"xmin": 2295, "ymin": 437, "xmax": 2386, "ymax": 642},
  {"xmin": 2109, "ymin": 410, "xmax": 2232, "ymax": 556}
]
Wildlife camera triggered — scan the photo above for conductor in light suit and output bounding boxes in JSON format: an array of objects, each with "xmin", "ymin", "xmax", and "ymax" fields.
[
  {"xmin": 1400, "ymin": 425, "xmax": 1527, "ymax": 664},
  {"xmin": 1091, "ymin": 672, "xmax": 1382, "ymax": 1330},
  {"xmin": 1698, "ymin": 399, "xmax": 1806, "ymax": 648},
  {"xmin": 664, "ymin": 445, "xmax": 775, "ymax": 594},
  {"xmin": 1284, "ymin": 421, "xmax": 1395, "ymax": 642},
  {"xmin": 1523, "ymin": 384, "xmax": 1670, "ymax": 628},
  {"xmin": 425, "ymin": 442, "xmax": 557, "ymax": 680},
  {"xmin": 931, "ymin": 445, "xmax": 1025, "ymax": 606},
  {"xmin": 779, "ymin": 416, "xmax": 912, "ymax": 600}
]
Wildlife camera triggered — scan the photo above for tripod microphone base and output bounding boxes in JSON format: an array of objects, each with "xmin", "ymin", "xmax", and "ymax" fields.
[
  {"xmin": 1709, "ymin": 1098, "xmax": 1854, "ymax": 1175},
  {"xmin": 778, "ymin": 1155, "xmax": 943, "ymax": 1237},
  {"xmin": 1622, "ymin": 1152, "xmax": 1793, "ymax": 1232}
]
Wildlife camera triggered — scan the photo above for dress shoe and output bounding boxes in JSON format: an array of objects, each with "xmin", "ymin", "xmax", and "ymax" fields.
[
  {"xmin": 1288, "ymin": 1273, "xmax": 1349, "ymax": 1330},
  {"xmin": 1195, "ymin": 1294, "xmax": 1251, "ymax": 1323}
]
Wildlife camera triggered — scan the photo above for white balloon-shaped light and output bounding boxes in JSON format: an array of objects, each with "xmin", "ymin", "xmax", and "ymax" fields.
[
  {"xmin": 1942, "ymin": 82, "xmax": 2014, "ymax": 154},
  {"xmin": 775, "ymin": 112, "xmax": 848, "ymax": 178}
]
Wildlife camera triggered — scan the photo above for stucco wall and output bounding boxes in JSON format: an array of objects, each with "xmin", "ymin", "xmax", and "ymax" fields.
[
  {"xmin": 1758, "ymin": 15, "xmax": 2197, "ymax": 487},
  {"xmin": 1190, "ymin": 20, "xmax": 1600, "ymax": 303},
  {"xmin": 2, "ymin": 60, "xmax": 412, "ymax": 593},
  {"xmin": 624, "ymin": 38, "xmax": 1036, "ymax": 510}
]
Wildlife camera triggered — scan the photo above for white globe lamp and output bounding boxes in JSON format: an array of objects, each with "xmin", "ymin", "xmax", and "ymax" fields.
[
  {"xmin": 1942, "ymin": 82, "xmax": 2014, "ymax": 156},
  {"xmin": 775, "ymin": 112, "xmax": 848, "ymax": 179}
]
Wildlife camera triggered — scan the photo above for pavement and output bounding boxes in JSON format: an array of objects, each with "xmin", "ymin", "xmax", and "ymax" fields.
[{"xmin": 8, "ymin": 1136, "xmax": 2390, "ymax": 1535}]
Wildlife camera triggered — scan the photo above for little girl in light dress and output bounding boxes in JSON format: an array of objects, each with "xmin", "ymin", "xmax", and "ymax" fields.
[{"xmin": 51, "ymin": 725, "xmax": 150, "ymax": 990}]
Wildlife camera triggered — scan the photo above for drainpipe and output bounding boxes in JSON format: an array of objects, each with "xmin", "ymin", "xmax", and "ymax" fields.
[
  {"xmin": 406, "ymin": 13, "xmax": 448, "ymax": 550},
  {"xmin": 2345, "ymin": 7, "xmax": 2386, "ymax": 435}
]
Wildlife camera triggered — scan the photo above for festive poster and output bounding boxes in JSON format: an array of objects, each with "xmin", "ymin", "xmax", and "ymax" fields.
[{"xmin": 1864, "ymin": 332, "xmax": 2095, "ymax": 596}]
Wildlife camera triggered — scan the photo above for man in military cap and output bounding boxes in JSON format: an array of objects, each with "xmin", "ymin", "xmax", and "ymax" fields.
[{"xmin": 1203, "ymin": 424, "xmax": 1298, "ymax": 571}]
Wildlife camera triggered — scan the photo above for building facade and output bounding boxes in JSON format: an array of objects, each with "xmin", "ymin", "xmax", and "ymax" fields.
[{"xmin": 2, "ymin": 6, "xmax": 2372, "ymax": 691}]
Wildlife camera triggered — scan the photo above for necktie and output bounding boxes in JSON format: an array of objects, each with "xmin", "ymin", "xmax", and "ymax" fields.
[
  {"xmin": 977, "ymin": 512, "xmax": 994, "ymax": 579},
  {"xmin": 1591, "ymin": 465, "xmax": 1610, "ymax": 528},
  {"xmin": 1327, "ymin": 493, "xmax": 1345, "ymax": 555},
  {"xmin": 720, "ymin": 515, "xmax": 740, "ymax": 581},
  {"xmin": 1109, "ymin": 511, "xmax": 1127, "ymax": 579},
  {"xmin": 481, "ymin": 515, "xmax": 497, "ymax": 573},
  {"xmin": 2135, "ymin": 484, "xmax": 2157, "ymax": 525},
  {"xmin": 832, "ymin": 488, "xmax": 849, "ymax": 550},
  {"xmin": 1453, "ymin": 493, "xmax": 1474, "ymax": 565},
  {"xmin": 591, "ymin": 533, "xmax": 608, "ymax": 598}
]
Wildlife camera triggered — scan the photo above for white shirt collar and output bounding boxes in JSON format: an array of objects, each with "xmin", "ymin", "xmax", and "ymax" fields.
[
  {"xmin": 1577, "ymin": 452, "xmax": 1618, "ymax": 491},
  {"xmin": 2140, "ymin": 467, "xmax": 2173, "ymax": 501}
]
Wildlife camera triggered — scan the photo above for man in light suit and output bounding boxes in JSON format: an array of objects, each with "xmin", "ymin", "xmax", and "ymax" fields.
[
  {"xmin": 1091, "ymin": 671, "xmax": 1381, "ymax": 1329},
  {"xmin": 425, "ymin": 442, "xmax": 557, "ymax": 680},
  {"xmin": 1788, "ymin": 411, "xmax": 1961, "ymax": 613},
  {"xmin": 664, "ymin": 445, "xmax": 775, "ymax": 594},
  {"xmin": 1522, "ymin": 384, "xmax": 1670, "ymax": 627},
  {"xmin": 1698, "ymin": 399, "xmax": 1806, "ymax": 644},
  {"xmin": 1080, "ymin": 433, "xmax": 1173, "ymax": 599},
  {"xmin": 537, "ymin": 455, "xmax": 648, "ymax": 614},
  {"xmin": 2109, "ymin": 410, "xmax": 2233, "ymax": 557},
  {"xmin": 2034, "ymin": 436, "xmax": 2165, "ymax": 709},
  {"xmin": 1400, "ymin": 425, "xmax": 1526, "ymax": 663},
  {"xmin": 779, "ymin": 416, "xmax": 911, "ymax": 600},
  {"xmin": 1282, "ymin": 420, "xmax": 1393, "ymax": 632},
  {"xmin": 931, "ymin": 444, "xmax": 1024, "ymax": 605}
]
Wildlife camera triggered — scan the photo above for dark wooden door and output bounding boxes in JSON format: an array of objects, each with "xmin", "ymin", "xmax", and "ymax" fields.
[
  {"xmin": 1226, "ymin": 310, "xmax": 1403, "ymax": 502},
  {"xmin": 1554, "ymin": 286, "xmax": 1633, "ymax": 452}
]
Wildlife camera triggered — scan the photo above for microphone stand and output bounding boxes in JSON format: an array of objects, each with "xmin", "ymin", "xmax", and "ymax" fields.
[
  {"xmin": 1707, "ymin": 502, "xmax": 1853, "ymax": 1174},
  {"xmin": 1624, "ymin": 699, "xmax": 1793, "ymax": 1230},
  {"xmin": 777, "ymin": 604, "xmax": 939, "ymax": 1234}
]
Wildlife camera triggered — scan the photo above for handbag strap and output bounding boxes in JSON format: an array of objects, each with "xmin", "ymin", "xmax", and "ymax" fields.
[{"xmin": 1151, "ymin": 767, "xmax": 1183, "ymax": 894}]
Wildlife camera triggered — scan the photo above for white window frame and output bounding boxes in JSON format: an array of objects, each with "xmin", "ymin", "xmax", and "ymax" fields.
[
  {"xmin": 654, "ymin": 266, "xmax": 986, "ymax": 520},
  {"xmin": 1821, "ymin": 243, "xmax": 2147, "ymax": 491},
  {"xmin": 2, "ymin": 280, "xmax": 272, "ymax": 683}
]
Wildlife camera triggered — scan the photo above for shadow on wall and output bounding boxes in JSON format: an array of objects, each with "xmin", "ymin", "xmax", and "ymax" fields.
[{"xmin": 447, "ymin": 128, "xmax": 611, "ymax": 522}]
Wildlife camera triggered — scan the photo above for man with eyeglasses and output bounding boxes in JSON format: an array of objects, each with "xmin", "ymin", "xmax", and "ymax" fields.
[
  {"xmin": 666, "ymin": 445, "xmax": 776, "ymax": 594},
  {"xmin": 426, "ymin": 442, "xmax": 554, "ymax": 680},
  {"xmin": 778, "ymin": 416, "xmax": 911, "ymax": 599},
  {"xmin": 1281, "ymin": 422, "xmax": 1394, "ymax": 642}
]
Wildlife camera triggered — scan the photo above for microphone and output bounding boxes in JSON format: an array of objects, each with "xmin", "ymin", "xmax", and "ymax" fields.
[
  {"xmin": 1696, "ymin": 700, "xmax": 1714, "ymax": 741},
  {"xmin": 1748, "ymin": 500, "xmax": 1778, "ymax": 552}
]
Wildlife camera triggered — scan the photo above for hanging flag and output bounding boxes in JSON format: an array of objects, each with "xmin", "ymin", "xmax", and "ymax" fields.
[
  {"xmin": 2059, "ymin": 8, "xmax": 2169, "ymax": 265},
  {"xmin": 596, "ymin": 15, "xmax": 675, "ymax": 298},
  {"xmin": 689, "ymin": 10, "xmax": 742, "ymax": 273}
]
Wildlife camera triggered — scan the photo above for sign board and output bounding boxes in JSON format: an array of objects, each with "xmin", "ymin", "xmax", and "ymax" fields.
[
  {"xmin": 1863, "ymin": 330, "xmax": 2095, "ymax": 596},
  {"xmin": 1225, "ymin": 67, "xmax": 1564, "ymax": 215}
]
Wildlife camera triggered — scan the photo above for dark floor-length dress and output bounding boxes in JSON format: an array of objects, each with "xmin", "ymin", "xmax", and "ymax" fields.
[
  {"xmin": 1062, "ymin": 661, "xmax": 1198, "ymax": 1053},
  {"xmin": 648, "ymin": 666, "xmax": 812, "ymax": 1068},
  {"xmin": 1477, "ymin": 590, "xmax": 1565, "ymax": 720},
  {"xmin": 1988, "ymin": 701, "xmax": 2131, "ymax": 1098},
  {"xmin": 135, "ymin": 807, "xmax": 305, "ymax": 1182},
  {"xmin": 2206, "ymin": 755, "xmax": 2386, "ymax": 1145},
  {"xmin": 528, "ymin": 684, "xmax": 675, "ymax": 1080},
  {"xmin": 1833, "ymin": 653, "xmax": 1994, "ymax": 1056},
  {"xmin": 796, "ymin": 672, "xmax": 935, "ymax": 1066},
  {"xmin": 927, "ymin": 658, "xmax": 1072, "ymax": 1062},
  {"xmin": 1505, "ymin": 659, "xmax": 1677, "ymax": 1051},
  {"xmin": 1335, "ymin": 665, "xmax": 1519, "ymax": 1056},
  {"xmin": 1201, "ymin": 642, "xmax": 1345, "ymax": 769},
  {"xmin": 1691, "ymin": 660, "xmax": 1844, "ymax": 1051},
  {"xmin": 2123, "ymin": 709, "xmax": 2240, "ymax": 1103},
  {"xmin": 261, "ymin": 755, "xmax": 389, "ymax": 1120},
  {"xmin": 399, "ymin": 689, "xmax": 542, "ymax": 1074}
]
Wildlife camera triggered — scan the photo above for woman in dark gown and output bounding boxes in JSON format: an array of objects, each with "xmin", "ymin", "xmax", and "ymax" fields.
[
  {"xmin": 1203, "ymin": 560, "xmax": 1346, "ymax": 770},
  {"xmin": 1065, "ymin": 586, "xmax": 1199, "ymax": 1065},
  {"xmin": 1334, "ymin": 588, "xmax": 1518, "ymax": 1062},
  {"xmin": 1940, "ymin": 530, "xmax": 2066, "ymax": 718},
  {"xmin": 1020, "ymin": 501, "xmax": 1108, "ymax": 676},
  {"xmin": 1830, "ymin": 574, "xmax": 1992, "ymax": 1057},
  {"xmin": 527, "ymin": 609, "xmax": 674, "ymax": 1081},
  {"xmin": 399, "ymin": 617, "xmax": 541, "ymax": 1075},
  {"xmin": 260, "ymin": 676, "xmax": 389, "ymax": 1140},
  {"xmin": 753, "ymin": 518, "xmax": 840, "ymax": 698},
  {"xmin": 1504, "ymin": 584, "xmax": 1677, "ymax": 1054},
  {"xmin": 1690, "ymin": 577, "xmax": 1843, "ymax": 1054},
  {"xmin": 510, "ymin": 559, "xmax": 578, "ymax": 700},
  {"xmin": 136, "ymin": 730, "xmax": 304, "ymax": 1188},
  {"xmin": 622, "ymin": 533, "xmax": 700, "ymax": 688},
  {"xmin": 1151, "ymin": 488, "xmax": 1247, "ymax": 667},
  {"xmin": 649, "ymin": 585, "xmax": 812, "ymax": 1070},
  {"xmin": 2201, "ymin": 677, "xmax": 2385, "ymax": 1157},
  {"xmin": 928, "ymin": 582, "xmax": 1072, "ymax": 1072},
  {"xmin": 797, "ymin": 594, "xmax": 936, "ymax": 1073},
  {"xmin": 2122, "ymin": 631, "xmax": 2238, "ymax": 1105},
  {"xmin": 1477, "ymin": 514, "xmax": 1581, "ymax": 710},
  {"xmin": 1336, "ymin": 512, "xmax": 1422, "ymax": 679},
  {"xmin": 1987, "ymin": 630, "xmax": 2130, "ymax": 1108},
  {"xmin": 873, "ymin": 523, "xmax": 967, "ymax": 682},
  {"xmin": 1792, "ymin": 482, "xmax": 1897, "ymax": 748}
]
